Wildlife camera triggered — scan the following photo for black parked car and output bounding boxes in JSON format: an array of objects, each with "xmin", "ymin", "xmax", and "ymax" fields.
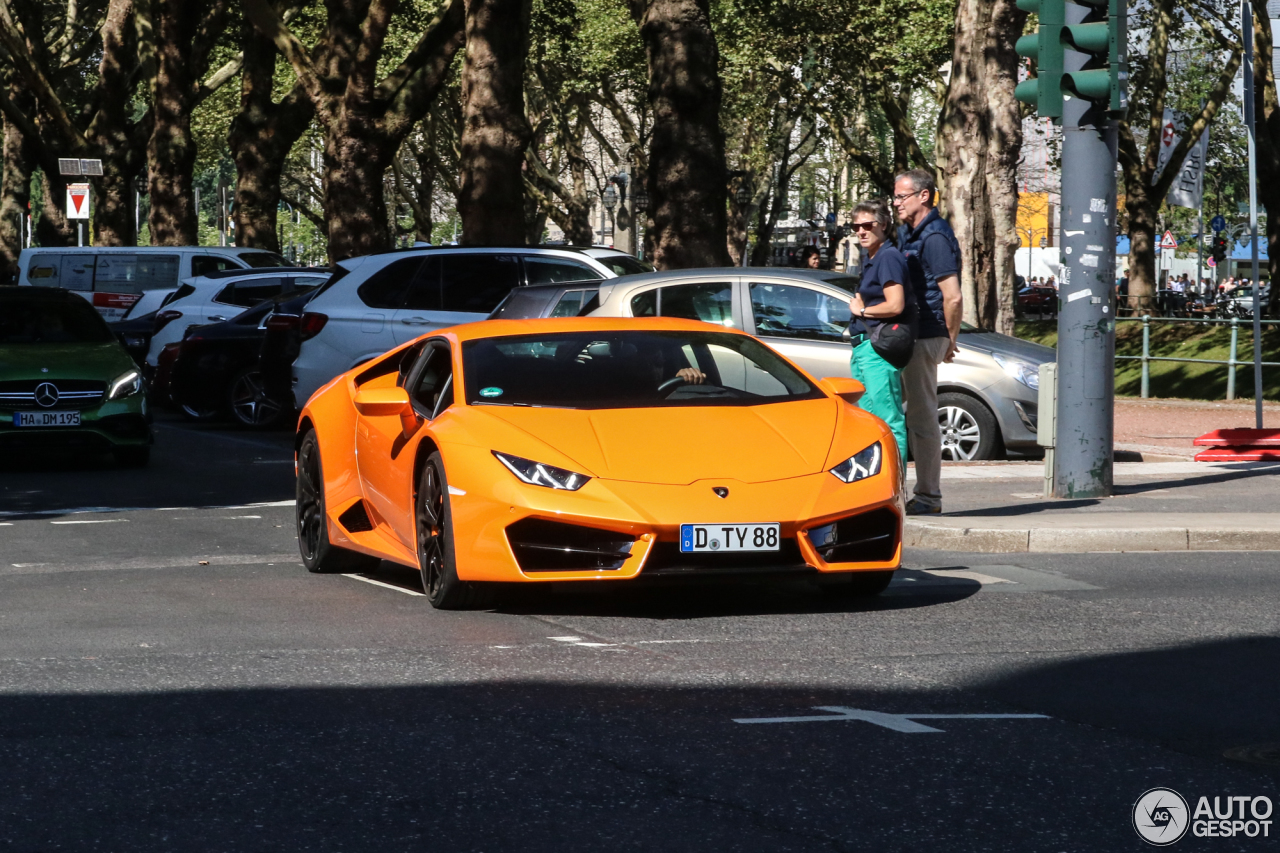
[{"xmin": 168, "ymin": 288, "xmax": 319, "ymax": 428}]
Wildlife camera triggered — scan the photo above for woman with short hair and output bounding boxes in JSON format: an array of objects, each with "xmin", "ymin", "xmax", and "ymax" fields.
[{"xmin": 847, "ymin": 199, "xmax": 916, "ymax": 467}]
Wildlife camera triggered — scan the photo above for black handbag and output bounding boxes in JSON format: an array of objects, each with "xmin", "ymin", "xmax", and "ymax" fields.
[{"xmin": 868, "ymin": 318, "xmax": 916, "ymax": 370}]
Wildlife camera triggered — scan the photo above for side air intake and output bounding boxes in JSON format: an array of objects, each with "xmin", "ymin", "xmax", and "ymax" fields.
[{"xmin": 506, "ymin": 518, "xmax": 635, "ymax": 572}]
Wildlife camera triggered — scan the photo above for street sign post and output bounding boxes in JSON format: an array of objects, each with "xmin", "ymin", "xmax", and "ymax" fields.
[
  {"xmin": 66, "ymin": 183, "xmax": 89, "ymax": 247},
  {"xmin": 1211, "ymin": 214, "xmax": 1227, "ymax": 233},
  {"xmin": 1159, "ymin": 230, "xmax": 1177, "ymax": 249}
]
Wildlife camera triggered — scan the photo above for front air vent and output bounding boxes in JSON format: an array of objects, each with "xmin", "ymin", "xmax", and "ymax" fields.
[
  {"xmin": 506, "ymin": 518, "xmax": 635, "ymax": 572},
  {"xmin": 338, "ymin": 500, "xmax": 374, "ymax": 533},
  {"xmin": 805, "ymin": 507, "xmax": 899, "ymax": 563}
]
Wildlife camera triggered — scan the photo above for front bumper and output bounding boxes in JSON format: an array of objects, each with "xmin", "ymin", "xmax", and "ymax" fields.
[
  {"xmin": 437, "ymin": 445, "xmax": 902, "ymax": 583},
  {"xmin": 0, "ymin": 399, "xmax": 152, "ymax": 453}
]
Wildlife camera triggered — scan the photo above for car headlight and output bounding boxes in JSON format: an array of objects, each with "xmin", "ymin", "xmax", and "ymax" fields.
[
  {"xmin": 106, "ymin": 369, "xmax": 144, "ymax": 401},
  {"xmin": 829, "ymin": 442, "xmax": 882, "ymax": 483},
  {"xmin": 992, "ymin": 353, "xmax": 1040, "ymax": 390},
  {"xmin": 493, "ymin": 451, "xmax": 590, "ymax": 491}
]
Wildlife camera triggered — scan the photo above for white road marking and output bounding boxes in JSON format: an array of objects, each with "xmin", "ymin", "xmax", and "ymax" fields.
[
  {"xmin": 0, "ymin": 522, "xmax": 10, "ymax": 527},
  {"xmin": 733, "ymin": 706, "xmax": 1050, "ymax": 732},
  {"xmin": 50, "ymin": 518, "xmax": 128, "ymax": 525},
  {"xmin": 231, "ymin": 515, "xmax": 262, "ymax": 519},
  {"xmin": 550, "ymin": 636, "xmax": 583, "ymax": 642},
  {"xmin": 11, "ymin": 563, "xmax": 47, "ymax": 568},
  {"xmin": 341, "ymin": 573, "xmax": 425, "ymax": 596},
  {"xmin": 0, "ymin": 499, "xmax": 295, "ymax": 520}
]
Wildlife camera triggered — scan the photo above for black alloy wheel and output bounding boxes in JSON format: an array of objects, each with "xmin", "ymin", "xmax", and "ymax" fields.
[
  {"xmin": 296, "ymin": 430, "xmax": 377, "ymax": 573},
  {"xmin": 416, "ymin": 451, "xmax": 489, "ymax": 609},
  {"xmin": 180, "ymin": 402, "xmax": 221, "ymax": 422},
  {"xmin": 229, "ymin": 368, "xmax": 286, "ymax": 429}
]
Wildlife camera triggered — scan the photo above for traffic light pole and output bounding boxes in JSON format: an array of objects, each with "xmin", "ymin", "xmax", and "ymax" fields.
[{"xmin": 1053, "ymin": 26, "xmax": 1117, "ymax": 498}]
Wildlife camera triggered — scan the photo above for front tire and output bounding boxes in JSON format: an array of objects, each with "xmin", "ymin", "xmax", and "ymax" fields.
[
  {"xmin": 936, "ymin": 392, "xmax": 1000, "ymax": 461},
  {"xmin": 417, "ymin": 451, "xmax": 490, "ymax": 610},
  {"xmin": 296, "ymin": 429, "xmax": 379, "ymax": 574}
]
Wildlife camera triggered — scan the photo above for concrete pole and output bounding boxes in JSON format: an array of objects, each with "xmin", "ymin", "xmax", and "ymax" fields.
[{"xmin": 1053, "ymin": 11, "xmax": 1117, "ymax": 499}]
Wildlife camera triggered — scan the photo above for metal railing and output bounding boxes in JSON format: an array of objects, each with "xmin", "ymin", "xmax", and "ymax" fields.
[{"xmin": 1118, "ymin": 315, "xmax": 1280, "ymax": 400}]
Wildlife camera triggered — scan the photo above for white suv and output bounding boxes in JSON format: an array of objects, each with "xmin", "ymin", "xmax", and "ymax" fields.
[
  {"xmin": 291, "ymin": 246, "xmax": 647, "ymax": 407},
  {"xmin": 146, "ymin": 268, "xmax": 330, "ymax": 366}
]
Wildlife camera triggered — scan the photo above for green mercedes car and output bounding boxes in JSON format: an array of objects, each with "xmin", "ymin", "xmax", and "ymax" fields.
[{"xmin": 1, "ymin": 286, "xmax": 152, "ymax": 466}]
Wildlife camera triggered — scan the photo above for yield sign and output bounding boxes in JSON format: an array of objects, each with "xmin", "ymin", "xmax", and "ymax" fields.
[
  {"xmin": 66, "ymin": 183, "xmax": 90, "ymax": 220},
  {"xmin": 1160, "ymin": 230, "xmax": 1178, "ymax": 250}
]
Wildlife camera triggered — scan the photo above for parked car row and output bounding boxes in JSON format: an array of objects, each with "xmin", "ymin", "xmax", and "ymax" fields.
[{"xmin": 12, "ymin": 241, "xmax": 1054, "ymax": 461}]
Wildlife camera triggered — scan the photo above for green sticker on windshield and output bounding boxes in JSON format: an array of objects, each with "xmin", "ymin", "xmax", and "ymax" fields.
[{"xmin": 479, "ymin": 387, "xmax": 503, "ymax": 398}]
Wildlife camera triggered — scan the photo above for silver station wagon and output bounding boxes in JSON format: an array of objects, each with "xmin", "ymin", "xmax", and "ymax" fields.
[{"xmin": 579, "ymin": 268, "xmax": 1054, "ymax": 461}]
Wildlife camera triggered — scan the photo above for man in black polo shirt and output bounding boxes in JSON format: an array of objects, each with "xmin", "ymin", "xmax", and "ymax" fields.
[{"xmin": 893, "ymin": 169, "xmax": 963, "ymax": 515}]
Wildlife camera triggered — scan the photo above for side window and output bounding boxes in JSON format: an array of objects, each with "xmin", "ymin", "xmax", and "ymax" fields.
[
  {"xmin": 216, "ymin": 277, "xmax": 288, "ymax": 307},
  {"xmin": 190, "ymin": 255, "xmax": 240, "ymax": 277},
  {"xmin": 440, "ymin": 254, "xmax": 521, "ymax": 313},
  {"xmin": 95, "ymin": 254, "xmax": 180, "ymax": 294},
  {"xmin": 28, "ymin": 254, "xmax": 61, "ymax": 283},
  {"xmin": 630, "ymin": 290, "xmax": 657, "ymax": 317},
  {"xmin": 657, "ymin": 283, "xmax": 734, "ymax": 326},
  {"xmin": 705, "ymin": 344, "xmax": 790, "ymax": 397},
  {"xmin": 525, "ymin": 258, "xmax": 600, "ymax": 285},
  {"xmin": 549, "ymin": 289, "xmax": 598, "ymax": 317},
  {"xmin": 410, "ymin": 346, "xmax": 454, "ymax": 417},
  {"xmin": 60, "ymin": 256, "xmax": 95, "ymax": 291},
  {"xmin": 749, "ymin": 283, "xmax": 850, "ymax": 342},
  {"xmin": 357, "ymin": 257, "xmax": 426, "ymax": 309},
  {"xmin": 402, "ymin": 257, "xmax": 442, "ymax": 311}
]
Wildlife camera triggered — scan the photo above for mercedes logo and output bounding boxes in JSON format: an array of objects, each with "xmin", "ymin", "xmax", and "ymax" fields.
[
  {"xmin": 34, "ymin": 382, "xmax": 59, "ymax": 408},
  {"xmin": 712, "ymin": 487, "xmax": 729, "ymax": 499}
]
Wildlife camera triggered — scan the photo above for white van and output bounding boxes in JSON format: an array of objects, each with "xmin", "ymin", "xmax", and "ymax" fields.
[{"xmin": 17, "ymin": 246, "xmax": 291, "ymax": 321}]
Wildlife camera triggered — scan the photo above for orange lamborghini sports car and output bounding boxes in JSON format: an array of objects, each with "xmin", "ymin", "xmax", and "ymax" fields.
[{"xmin": 294, "ymin": 317, "xmax": 902, "ymax": 609}]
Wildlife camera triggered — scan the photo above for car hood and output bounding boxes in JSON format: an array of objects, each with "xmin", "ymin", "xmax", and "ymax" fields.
[
  {"xmin": 959, "ymin": 330, "xmax": 1055, "ymax": 364},
  {"xmin": 0, "ymin": 341, "xmax": 135, "ymax": 380},
  {"xmin": 471, "ymin": 398, "xmax": 838, "ymax": 485}
]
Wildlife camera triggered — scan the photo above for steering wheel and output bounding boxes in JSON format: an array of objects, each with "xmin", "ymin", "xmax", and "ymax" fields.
[{"xmin": 656, "ymin": 376, "xmax": 689, "ymax": 394}]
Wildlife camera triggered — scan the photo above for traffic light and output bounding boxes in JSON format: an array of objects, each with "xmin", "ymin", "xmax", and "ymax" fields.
[
  {"xmin": 1211, "ymin": 234, "xmax": 1228, "ymax": 264},
  {"xmin": 1061, "ymin": 0, "xmax": 1129, "ymax": 115},
  {"xmin": 1014, "ymin": 0, "xmax": 1065, "ymax": 119}
]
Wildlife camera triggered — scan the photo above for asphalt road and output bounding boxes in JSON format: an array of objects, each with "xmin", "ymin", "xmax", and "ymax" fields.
[{"xmin": 0, "ymin": 414, "xmax": 1277, "ymax": 851}]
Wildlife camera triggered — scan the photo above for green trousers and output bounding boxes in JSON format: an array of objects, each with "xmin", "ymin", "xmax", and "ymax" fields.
[{"xmin": 850, "ymin": 337, "xmax": 906, "ymax": 467}]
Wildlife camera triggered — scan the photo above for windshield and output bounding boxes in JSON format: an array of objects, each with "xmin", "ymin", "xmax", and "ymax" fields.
[
  {"xmin": 462, "ymin": 330, "xmax": 822, "ymax": 410},
  {"xmin": 0, "ymin": 299, "xmax": 115, "ymax": 344},
  {"xmin": 238, "ymin": 252, "xmax": 292, "ymax": 268},
  {"xmin": 594, "ymin": 255, "xmax": 655, "ymax": 276}
]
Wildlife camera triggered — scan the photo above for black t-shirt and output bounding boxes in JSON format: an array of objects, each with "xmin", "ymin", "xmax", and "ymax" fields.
[{"xmin": 854, "ymin": 245, "xmax": 915, "ymax": 336}]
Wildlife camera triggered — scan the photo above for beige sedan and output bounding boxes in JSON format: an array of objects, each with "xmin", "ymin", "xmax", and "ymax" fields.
[{"xmin": 584, "ymin": 268, "xmax": 1054, "ymax": 460}]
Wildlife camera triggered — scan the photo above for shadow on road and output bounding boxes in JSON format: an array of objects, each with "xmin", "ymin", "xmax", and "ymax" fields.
[{"xmin": 0, "ymin": 413, "xmax": 296, "ymax": 519}]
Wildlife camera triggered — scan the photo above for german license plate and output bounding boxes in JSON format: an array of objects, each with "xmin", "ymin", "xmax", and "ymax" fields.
[
  {"xmin": 680, "ymin": 523, "xmax": 780, "ymax": 553},
  {"xmin": 14, "ymin": 411, "xmax": 81, "ymax": 427}
]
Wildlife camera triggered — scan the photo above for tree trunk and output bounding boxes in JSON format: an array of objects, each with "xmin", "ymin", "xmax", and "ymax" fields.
[
  {"xmin": 457, "ymin": 0, "xmax": 533, "ymax": 245},
  {"xmin": 231, "ymin": 17, "xmax": 313, "ymax": 252},
  {"xmin": 324, "ymin": 125, "xmax": 399, "ymax": 260},
  {"xmin": 628, "ymin": 0, "xmax": 730, "ymax": 268},
  {"xmin": 1252, "ymin": 2, "xmax": 1280, "ymax": 313},
  {"xmin": 90, "ymin": 0, "xmax": 143, "ymax": 246},
  {"xmin": 0, "ymin": 92, "xmax": 33, "ymax": 281},
  {"xmin": 937, "ymin": 0, "xmax": 1026, "ymax": 333},
  {"xmin": 1122, "ymin": 183, "xmax": 1160, "ymax": 312},
  {"xmin": 146, "ymin": 0, "xmax": 198, "ymax": 244},
  {"xmin": 36, "ymin": 170, "xmax": 74, "ymax": 247}
]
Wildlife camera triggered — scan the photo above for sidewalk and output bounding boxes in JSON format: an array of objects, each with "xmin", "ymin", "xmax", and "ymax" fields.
[{"xmin": 905, "ymin": 396, "xmax": 1280, "ymax": 553}]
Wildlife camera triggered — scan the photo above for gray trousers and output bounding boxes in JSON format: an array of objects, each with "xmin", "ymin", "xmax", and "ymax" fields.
[{"xmin": 902, "ymin": 336, "xmax": 951, "ymax": 507}]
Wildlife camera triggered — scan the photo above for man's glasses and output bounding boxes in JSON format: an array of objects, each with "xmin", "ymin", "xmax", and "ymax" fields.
[
  {"xmin": 851, "ymin": 222, "xmax": 878, "ymax": 231},
  {"xmin": 892, "ymin": 190, "xmax": 924, "ymax": 202}
]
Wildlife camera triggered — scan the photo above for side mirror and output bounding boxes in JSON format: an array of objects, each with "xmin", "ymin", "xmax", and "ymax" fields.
[
  {"xmin": 355, "ymin": 386, "xmax": 413, "ymax": 417},
  {"xmin": 819, "ymin": 376, "xmax": 865, "ymax": 405}
]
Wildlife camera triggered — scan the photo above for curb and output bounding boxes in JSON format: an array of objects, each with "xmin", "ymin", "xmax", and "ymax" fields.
[{"xmin": 904, "ymin": 520, "xmax": 1280, "ymax": 553}]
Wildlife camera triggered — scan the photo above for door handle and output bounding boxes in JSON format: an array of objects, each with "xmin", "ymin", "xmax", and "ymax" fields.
[
  {"xmin": 208, "ymin": 315, "xmax": 227, "ymax": 322},
  {"xmin": 400, "ymin": 318, "xmax": 431, "ymax": 326}
]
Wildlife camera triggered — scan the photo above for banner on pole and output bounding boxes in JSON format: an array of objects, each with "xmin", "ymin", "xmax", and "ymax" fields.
[
  {"xmin": 66, "ymin": 183, "xmax": 90, "ymax": 220},
  {"xmin": 1168, "ymin": 126, "xmax": 1208, "ymax": 210},
  {"xmin": 1152, "ymin": 108, "xmax": 1209, "ymax": 209}
]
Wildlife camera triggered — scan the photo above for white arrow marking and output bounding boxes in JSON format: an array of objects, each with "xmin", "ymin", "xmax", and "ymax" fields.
[{"xmin": 733, "ymin": 706, "xmax": 1049, "ymax": 732}]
